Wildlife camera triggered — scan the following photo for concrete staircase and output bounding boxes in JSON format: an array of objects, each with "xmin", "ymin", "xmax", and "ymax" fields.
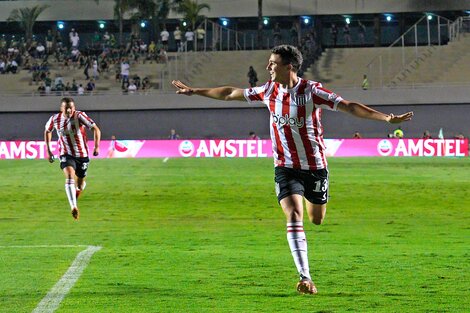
[
  {"xmin": 164, "ymin": 50, "xmax": 270, "ymax": 89},
  {"xmin": 398, "ymin": 34, "xmax": 470, "ymax": 85},
  {"xmin": 304, "ymin": 47, "xmax": 390, "ymax": 88},
  {"xmin": 305, "ymin": 34, "xmax": 470, "ymax": 88}
]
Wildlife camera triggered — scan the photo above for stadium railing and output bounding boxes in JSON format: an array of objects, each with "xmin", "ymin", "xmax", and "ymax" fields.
[{"xmin": 366, "ymin": 14, "xmax": 468, "ymax": 88}]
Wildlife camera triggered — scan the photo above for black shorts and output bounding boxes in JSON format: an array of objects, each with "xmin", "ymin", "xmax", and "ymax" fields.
[
  {"xmin": 59, "ymin": 154, "xmax": 90, "ymax": 178},
  {"xmin": 274, "ymin": 166, "xmax": 329, "ymax": 204}
]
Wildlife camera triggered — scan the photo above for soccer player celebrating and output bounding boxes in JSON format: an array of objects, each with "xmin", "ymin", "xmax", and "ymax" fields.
[
  {"xmin": 172, "ymin": 45, "xmax": 413, "ymax": 294},
  {"xmin": 44, "ymin": 97, "xmax": 101, "ymax": 220}
]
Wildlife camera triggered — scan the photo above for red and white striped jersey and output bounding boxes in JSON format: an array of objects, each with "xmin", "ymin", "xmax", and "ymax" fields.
[
  {"xmin": 45, "ymin": 110, "xmax": 96, "ymax": 158},
  {"xmin": 244, "ymin": 78, "xmax": 343, "ymax": 170}
]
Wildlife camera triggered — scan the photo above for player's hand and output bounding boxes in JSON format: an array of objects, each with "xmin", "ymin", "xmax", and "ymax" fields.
[
  {"xmin": 93, "ymin": 147, "xmax": 100, "ymax": 156},
  {"xmin": 172, "ymin": 80, "xmax": 194, "ymax": 96},
  {"xmin": 47, "ymin": 154, "xmax": 55, "ymax": 163},
  {"xmin": 388, "ymin": 111, "xmax": 413, "ymax": 124}
]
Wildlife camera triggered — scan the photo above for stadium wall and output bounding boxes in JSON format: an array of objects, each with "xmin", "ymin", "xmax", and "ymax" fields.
[
  {"xmin": 0, "ymin": 88, "xmax": 469, "ymax": 140},
  {"xmin": 0, "ymin": 0, "xmax": 469, "ymax": 21}
]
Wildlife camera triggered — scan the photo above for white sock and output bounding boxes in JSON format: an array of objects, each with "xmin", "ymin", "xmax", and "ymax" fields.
[
  {"xmin": 287, "ymin": 222, "xmax": 311, "ymax": 280},
  {"xmin": 65, "ymin": 178, "xmax": 77, "ymax": 209}
]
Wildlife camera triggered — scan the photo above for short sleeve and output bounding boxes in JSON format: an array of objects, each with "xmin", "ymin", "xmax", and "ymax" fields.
[
  {"xmin": 311, "ymin": 83, "xmax": 343, "ymax": 111},
  {"xmin": 77, "ymin": 111, "xmax": 95, "ymax": 129},
  {"xmin": 243, "ymin": 81, "xmax": 270, "ymax": 104},
  {"xmin": 45, "ymin": 115, "xmax": 54, "ymax": 132}
]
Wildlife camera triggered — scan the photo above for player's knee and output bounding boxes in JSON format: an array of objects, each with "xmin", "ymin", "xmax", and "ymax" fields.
[
  {"xmin": 286, "ymin": 210, "xmax": 302, "ymax": 222},
  {"xmin": 310, "ymin": 215, "xmax": 324, "ymax": 225}
]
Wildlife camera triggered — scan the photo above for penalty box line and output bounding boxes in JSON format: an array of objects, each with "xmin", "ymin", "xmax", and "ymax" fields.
[{"xmin": 31, "ymin": 245, "xmax": 102, "ymax": 313}]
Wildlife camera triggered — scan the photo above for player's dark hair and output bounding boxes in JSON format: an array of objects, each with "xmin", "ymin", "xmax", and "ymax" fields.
[
  {"xmin": 61, "ymin": 97, "xmax": 75, "ymax": 105},
  {"xmin": 271, "ymin": 45, "xmax": 303, "ymax": 72}
]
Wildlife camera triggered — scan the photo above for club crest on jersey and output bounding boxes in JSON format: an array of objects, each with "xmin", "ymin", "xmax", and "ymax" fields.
[
  {"xmin": 294, "ymin": 95, "xmax": 307, "ymax": 106},
  {"xmin": 272, "ymin": 113, "xmax": 304, "ymax": 128}
]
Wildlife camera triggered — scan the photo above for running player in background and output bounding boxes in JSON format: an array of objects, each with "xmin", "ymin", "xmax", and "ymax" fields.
[
  {"xmin": 172, "ymin": 45, "xmax": 413, "ymax": 295},
  {"xmin": 44, "ymin": 97, "xmax": 101, "ymax": 220}
]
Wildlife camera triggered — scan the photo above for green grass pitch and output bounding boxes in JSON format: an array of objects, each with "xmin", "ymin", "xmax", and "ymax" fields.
[{"xmin": 0, "ymin": 157, "xmax": 469, "ymax": 312}]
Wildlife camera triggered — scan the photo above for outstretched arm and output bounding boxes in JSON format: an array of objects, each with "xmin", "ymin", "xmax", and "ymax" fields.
[
  {"xmin": 44, "ymin": 130, "xmax": 55, "ymax": 163},
  {"xmin": 92, "ymin": 124, "xmax": 101, "ymax": 156},
  {"xmin": 337, "ymin": 100, "xmax": 413, "ymax": 124},
  {"xmin": 172, "ymin": 80, "xmax": 246, "ymax": 101}
]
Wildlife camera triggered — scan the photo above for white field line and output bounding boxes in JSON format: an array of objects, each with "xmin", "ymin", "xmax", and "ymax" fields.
[
  {"xmin": 32, "ymin": 245, "xmax": 102, "ymax": 313},
  {"xmin": 0, "ymin": 245, "xmax": 88, "ymax": 248}
]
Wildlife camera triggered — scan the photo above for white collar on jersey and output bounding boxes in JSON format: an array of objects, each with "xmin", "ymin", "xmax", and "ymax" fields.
[{"xmin": 279, "ymin": 77, "xmax": 302, "ymax": 92}]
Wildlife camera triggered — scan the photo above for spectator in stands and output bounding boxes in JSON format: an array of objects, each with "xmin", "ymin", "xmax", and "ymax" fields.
[
  {"xmin": 83, "ymin": 56, "xmax": 91, "ymax": 80},
  {"xmin": 142, "ymin": 76, "xmax": 150, "ymax": 92},
  {"xmin": 115, "ymin": 67, "xmax": 121, "ymax": 82},
  {"xmin": 55, "ymin": 80, "xmax": 65, "ymax": 95},
  {"xmin": 247, "ymin": 66, "xmax": 258, "ymax": 87},
  {"xmin": 362, "ymin": 74, "xmax": 369, "ymax": 90},
  {"xmin": 139, "ymin": 40, "xmax": 148, "ymax": 62},
  {"xmin": 86, "ymin": 79, "xmax": 95, "ymax": 94},
  {"xmin": 92, "ymin": 58, "xmax": 99, "ymax": 80},
  {"xmin": 422, "ymin": 130, "xmax": 432, "ymax": 139},
  {"xmin": 121, "ymin": 80, "xmax": 129, "ymax": 94},
  {"xmin": 100, "ymin": 57, "xmax": 109, "ymax": 73},
  {"xmin": 78, "ymin": 83, "xmax": 85, "ymax": 95},
  {"xmin": 46, "ymin": 29, "xmax": 54, "ymax": 55},
  {"xmin": 37, "ymin": 82, "xmax": 46, "ymax": 95},
  {"xmin": 185, "ymin": 29, "xmax": 195, "ymax": 51},
  {"xmin": 358, "ymin": 21, "xmax": 366, "ymax": 45},
  {"xmin": 36, "ymin": 42, "xmax": 46, "ymax": 59},
  {"xmin": 92, "ymin": 31, "xmax": 101, "ymax": 48},
  {"xmin": 7, "ymin": 59, "xmax": 18, "ymax": 74},
  {"xmin": 454, "ymin": 133, "xmax": 465, "ymax": 139},
  {"xmin": 157, "ymin": 48, "xmax": 168, "ymax": 63},
  {"xmin": 65, "ymin": 81, "xmax": 72, "ymax": 94},
  {"xmin": 120, "ymin": 58, "xmax": 130, "ymax": 86},
  {"xmin": 273, "ymin": 23, "xmax": 282, "ymax": 47},
  {"xmin": 290, "ymin": 22, "xmax": 299, "ymax": 46},
  {"xmin": 148, "ymin": 41, "xmax": 156, "ymax": 61},
  {"xmin": 71, "ymin": 48, "xmax": 80, "ymax": 66},
  {"xmin": 353, "ymin": 131, "xmax": 362, "ymax": 139},
  {"xmin": 0, "ymin": 37, "xmax": 6, "ymax": 53},
  {"xmin": 196, "ymin": 25, "xmax": 206, "ymax": 51},
  {"xmin": 70, "ymin": 29, "xmax": 80, "ymax": 49},
  {"xmin": 0, "ymin": 58, "xmax": 5, "ymax": 74},
  {"xmin": 109, "ymin": 34, "xmax": 116, "ymax": 48},
  {"xmin": 71, "ymin": 79, "xmax": 78, "ymax": 95},
  {"xmin": 343, "ymin": 24, "xmax": 351, "ymax": 46},
  {"xmin": 55, "ymin": 31, "xmax": 63, "ymax": 48},
  {"xmin": 44, "ymin": 72, "xmax": 52, "ymax": 94},
  {"xmin": 69, "ymin": 28, "xmax": 75, "ymax": 43},
  {"xmin": 103, "ymin": 31, "xmax": 110, "ymax": 47},
  {"xmin": 131, "ymin": 74, "xmax": 140, "ymax": 89},
  {"xmin": 330, "ymin": 23, "xmax": 338, "ymax": 47},
  {"xmin": 54, "ymin": 74, "xmax": 64, "ymax": 89},
  {"xmin": 393, "ymin": 126, "xmax": 404, "ymax": 138},
  {"xmin": 249, "ymin": 131, "xmax": 260, "ymax": 140},
  {"xmin": 174, "ymin": 26, "xmax": 182, "ymax": 52},
  {"xmin": 169, "ymin": 129, "xmax": 180, "ymax": 140},
  {"xmin": 160, "ymin": 27, "xmax": 170, "ymax": 51},
  {"xmin": 127, "ymin": 81, "xmax": 137, "ymax": 94}
]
